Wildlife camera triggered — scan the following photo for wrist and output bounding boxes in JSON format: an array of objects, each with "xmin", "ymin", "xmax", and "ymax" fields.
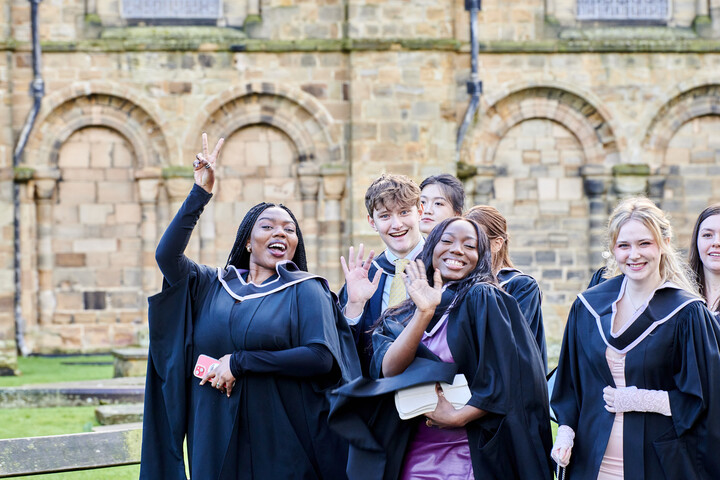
[{"xmin": 345, "ymin": 300, "xmax": 367, "ymax": 317}]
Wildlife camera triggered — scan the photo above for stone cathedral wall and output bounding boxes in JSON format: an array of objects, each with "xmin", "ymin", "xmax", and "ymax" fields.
[{"xmin": 1, "ymin": 0, "xmax": 720, "ymax": 370}]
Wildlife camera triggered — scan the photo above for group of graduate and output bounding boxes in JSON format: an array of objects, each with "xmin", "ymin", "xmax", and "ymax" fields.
[{"xmin": 140, "ymin": 133, "xmax": 720, "ymax": 480}]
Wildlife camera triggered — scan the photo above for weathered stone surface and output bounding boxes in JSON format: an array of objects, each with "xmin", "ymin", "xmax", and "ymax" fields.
[
  {"xmin": 95, "ymin": 403, "xmax": 144, "ymax": 425},
  {"xmin": 112, "ymin": 347, "xmax": 148, "ymax": 378}
]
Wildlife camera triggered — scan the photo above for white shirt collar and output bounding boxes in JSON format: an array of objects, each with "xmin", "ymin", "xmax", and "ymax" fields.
[{"xmin": 385, "ymin": 237, "xmax": 425, "ymax": 265}]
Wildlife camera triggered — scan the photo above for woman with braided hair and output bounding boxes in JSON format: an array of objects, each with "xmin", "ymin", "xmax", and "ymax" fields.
[{"xmin": 140, "ymin": 133, "xmax": 359, "ymax": 480}]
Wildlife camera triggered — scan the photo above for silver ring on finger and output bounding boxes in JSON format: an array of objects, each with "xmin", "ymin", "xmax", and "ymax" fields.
[{"xmin": 205, "ymin": 163, "xmax": 211, "ymax": 169}]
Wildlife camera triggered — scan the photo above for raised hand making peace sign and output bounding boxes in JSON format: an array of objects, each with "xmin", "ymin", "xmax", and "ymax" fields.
[{"xmin": 193, "ymin": 132, "xmax": 225, "ymax": 193}]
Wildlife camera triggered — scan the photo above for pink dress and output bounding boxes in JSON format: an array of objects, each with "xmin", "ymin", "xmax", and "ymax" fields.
[
  {"xmin": 597, "ymin": 347, "xmax": 626, "ymax": 479},
  {"xmin": 399, "ymin": 311, "xmax": 474, "ymax": 480}
]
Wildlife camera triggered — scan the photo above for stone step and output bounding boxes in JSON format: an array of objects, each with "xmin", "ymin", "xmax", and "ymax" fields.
[
  {"xmin": 112, "ymin": 347, "xmax": 148, "ymax": 378},
  {"xmin": 92, "ymin": 422, "xmax": 143, "ymax": 433},
  {"xmin": 95, "ymin": 403, "xmax": 144, "ymax": 425},
  {"xmin": 0, "ymin": 376, "xmax": 145, "ymax": 408}
]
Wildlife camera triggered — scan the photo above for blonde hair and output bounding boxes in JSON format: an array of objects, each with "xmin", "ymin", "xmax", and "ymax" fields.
[{"xmin": 603, "ymin": 197, "xmax": 699, "ymax": 296}]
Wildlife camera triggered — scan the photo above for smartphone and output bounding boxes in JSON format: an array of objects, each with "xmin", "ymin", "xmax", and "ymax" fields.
[{"xmin": 193, "ymin": 354, "xmax": 220, "ymax": 379}]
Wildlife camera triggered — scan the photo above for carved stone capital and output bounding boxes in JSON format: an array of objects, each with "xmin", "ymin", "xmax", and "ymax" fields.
[
  {"xmin": 298, "ymin": 163, "xmax": 321, "ymax": 200},
  {"xmin": 34, "ymin": 179, "xmax": 58, "ymax": 201},
  {"xmin": 321, "ymin": 166, "xmax": 347, "ymax": 201},
  {"xmin": 165, "ymin": 178, "xmax": 194, "ymax": 203}
]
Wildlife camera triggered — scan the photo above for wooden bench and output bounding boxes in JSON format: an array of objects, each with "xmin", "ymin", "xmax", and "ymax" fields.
[{"xmin": 0, "ymin": 427, "xmax": 141, "ymax": 477}]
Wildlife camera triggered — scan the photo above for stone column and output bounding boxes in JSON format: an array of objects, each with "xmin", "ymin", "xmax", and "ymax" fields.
[
  {"xmin": 298, "ymin": 163, "xmax": 321, "ymax": 273},
  {"xmin": 164, "ymin": 171, "xmax": 200, "ymax": 263},
  {"xmin": 647, "ymin": 175, "xmax": 667, "ymax": 209},
  {"xmin": 320, "ymin": 166, "xmax": 346, "ymax": 289},
  {"xmin": 136, "ymin": 169, "xmax": 161, "ymax": 301},
  {"xmin": 581, "ymin": 165, "xmax": 610, "ymax": 269},
  {"xmin": 470, "ymin": 166, "xmax": 498, "ymax": 206},
  {"xmin": 33, "ymin": 170, "xmax": 60, "ymax": 325},
  {"xmin": 710, "ymin": 0, "xmax": 720, "ymax": 35}
]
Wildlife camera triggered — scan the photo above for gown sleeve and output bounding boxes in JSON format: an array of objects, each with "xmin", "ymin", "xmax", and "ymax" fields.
[
  {"xmin": 669, "ymin": 302, "xmax": 720, "ymax": 436},
  {"xmin": 506, "ymin": 275, "xmax": 548, "ymax": 372},
  {"xmin": 230, "ymin": 344, "xmax": 333, "ymax": 378},
  {"xmin": 460, "ymin": 285, "xmax": 516, "ymax": 415},
  {"xmin": 550, "ymin": 299, "xmax": 584, "ymax": 430},
  {"xmin": 293, "ymin": 278, "xmax": 362, "ymax": 385},
  {"xmin": 155, "ymin": 183, "xmax": 213, "ymax": 285}
]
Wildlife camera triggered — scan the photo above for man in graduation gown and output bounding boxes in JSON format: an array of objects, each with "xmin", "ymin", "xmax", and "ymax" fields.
[
  {"xmin": 552, "ymin": 275, "xmax": 720, "ymax": 479},
  {"xmin": 339, "ymin": 174, "xmax": 425, "ymax": 376}
]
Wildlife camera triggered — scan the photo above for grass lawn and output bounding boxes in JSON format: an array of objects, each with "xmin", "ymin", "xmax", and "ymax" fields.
[
  {"xmin": 0, "ymin": 406, "xmax": 140, "ymax": 479},
  {"xmin": 0, "ymin": 356, "xmax": 141, "ymax": 478},
  {"xmin": 0, "ymin": 355, "xmax": 115, "ymax": 387}
]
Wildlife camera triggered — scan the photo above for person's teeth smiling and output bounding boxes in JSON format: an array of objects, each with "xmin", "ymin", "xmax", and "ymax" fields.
[{"xmin": 444, "ymin": 258, "xmax": 465, "ymax": 269}]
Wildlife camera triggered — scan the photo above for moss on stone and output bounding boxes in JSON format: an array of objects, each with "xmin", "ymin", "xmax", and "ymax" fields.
[
  {"xmin": 612, "ymin": 164, "xmax": 650, "ymax": 176},
  {"xmin": 244, "ymin": 14, "xmax": 262, "ymax": 28},
  {"xmin": 6, "ymin": 34, "xmax": 717, "ymax": 54},
  {"xmin": 693, "ymin": 15, "xmax": 712, "ymax": 26},
  {"xmin": 456, "ymin": 161, "xmax": 477, "ymax": 180},
  {"xmin": 14, "ymin": 167, "xmax": 35, "ymax": 181},
  {"xmin": 84, "ymin": 13, "xmax": 102, "ymax": 26},
  {"xmin": 162, "ymin": 166, "xmax": 194, "ymax": 179}
]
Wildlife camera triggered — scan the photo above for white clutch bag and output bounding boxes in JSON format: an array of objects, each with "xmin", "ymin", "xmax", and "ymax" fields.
[{"xmin": 394, "ymin": 374, "xmax": 471, "ymax": 420}]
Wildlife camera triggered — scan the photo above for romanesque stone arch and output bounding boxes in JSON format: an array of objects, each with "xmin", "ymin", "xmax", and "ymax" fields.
[
  {"xmin": 643, "ymin": 84, "xmax": 720, "ymax": 249},
  {"xmin": 644, "ymin": 83, "xmax": 720, "ymax": 167},
  {"xmin": 24, "ymin": 92, "xmax": 170, "ymax": 170},
  {"xmin": 18, "ymin": 92, "xmax": 171, "ymax": 352},
  {"xmin": 462, "ymin": 86, "xmax": 619, "ymax": 361},
  {"xmin": 182, "ymin": 83, "xmax": 347, "ymax": 285},
  {"xmin": 464, "ymin": 86, "xmax": 619, "ymax": 166},
  {"xmin": 186, "ymin": 82, "xmax": 344, "ymax": 166}
]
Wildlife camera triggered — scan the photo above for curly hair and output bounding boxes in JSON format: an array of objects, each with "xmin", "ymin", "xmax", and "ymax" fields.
[{"xmin": 364, "ymin": 174, "xmax": 421, "ymax": 217}]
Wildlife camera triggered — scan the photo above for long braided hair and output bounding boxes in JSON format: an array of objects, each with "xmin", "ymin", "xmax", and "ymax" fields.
[
  {"xmin": 374, "ymin": 217, "xmax": 496, "ymax": 329},
  {"xmin": 225, "ymin": 202, "xmax": 308, "ymax": 271}
]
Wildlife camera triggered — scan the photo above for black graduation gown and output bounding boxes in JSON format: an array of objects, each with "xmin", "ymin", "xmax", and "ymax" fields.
[
  {"xmin": 587, "ymin": 266, "xmax": 608, "ymax": 288},
  {"xmin": 551, "ymin": 275, "xmax": 720, "ymax": 479},
  {"xmin": 497, "ymin": 267, "xmax": 548, "ymax": 372},
  {"xmin": 140, "ymin": 186, "xmax": 360, "ymax": 480},
  {"xmin": 338, "ymin": 251, "xmax": 394, "ymax": 376},
  {"xmin": 329, "ymin": 283, "xmax": 553, "ymax": 480}
]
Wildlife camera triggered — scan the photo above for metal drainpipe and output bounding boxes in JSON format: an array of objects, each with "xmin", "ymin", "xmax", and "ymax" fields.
[
  {"xmin": 456, "ymin": 0, "xmax": 482, "ymax": 161},
  {"xmin": 12, "ymin": 0, "xmax": 45, "ymax": 356}
]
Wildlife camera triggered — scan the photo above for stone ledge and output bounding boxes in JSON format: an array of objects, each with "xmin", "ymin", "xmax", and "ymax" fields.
[
  {"xmin": 95, "ymin": 403, "xmax": 144, "ymax": 425},
  {"xmin": 0, "ymin": 377, "xmax": 144, "ymax": 408},
  {"xmin": 4, "ymin": 36, "xmax": 719, "ymax": 54}
]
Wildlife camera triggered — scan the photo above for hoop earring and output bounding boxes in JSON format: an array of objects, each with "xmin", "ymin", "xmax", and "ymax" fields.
[{"xmin": 246, "ymin": 245, "xmax": 252, "ymax": 253}]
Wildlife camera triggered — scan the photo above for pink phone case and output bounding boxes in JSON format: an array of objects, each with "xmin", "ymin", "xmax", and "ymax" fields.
[{"xmin": 193, "ymin": 354, "xmax": 220, "ymax": 379}]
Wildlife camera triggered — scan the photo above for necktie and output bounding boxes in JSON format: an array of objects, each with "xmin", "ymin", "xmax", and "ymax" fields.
[{"xmin": 388, "ymin": 259, "xmax": 410, "ymax": 308}]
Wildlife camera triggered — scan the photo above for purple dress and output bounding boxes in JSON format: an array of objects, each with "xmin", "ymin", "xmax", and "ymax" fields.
[{"xmin": 400, "ymin": 310, "xmax": 474, "ymax": 480}]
